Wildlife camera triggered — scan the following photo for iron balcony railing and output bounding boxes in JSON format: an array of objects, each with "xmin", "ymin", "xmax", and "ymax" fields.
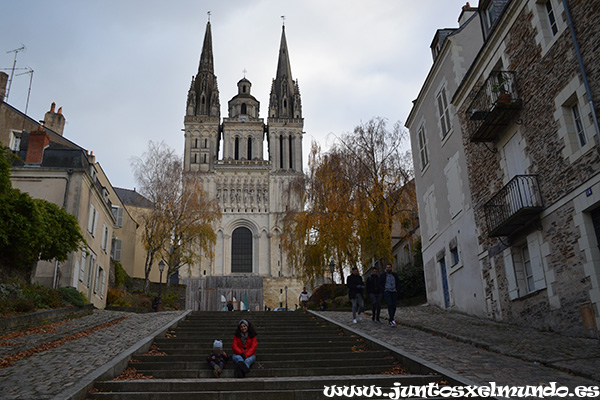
[
  {"xmin": 467, "ymin": 71, "xmax": 522, "ymax": 142},
  {"xmin": 484, "ymin": 175, "xmax": 543, "ymax": 237}
]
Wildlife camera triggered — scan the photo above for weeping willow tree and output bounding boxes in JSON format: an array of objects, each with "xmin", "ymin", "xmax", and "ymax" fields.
[{"xmin": 282, "ymin": 117, "xmax": 415, "ymax": 284}]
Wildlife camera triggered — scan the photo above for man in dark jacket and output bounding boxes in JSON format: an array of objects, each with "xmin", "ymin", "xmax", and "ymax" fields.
[
  {"xmin": 366, "ymin": 266, "xmax": 382, "ymax": 323},
  {"xmin": 346, "ymin": 267, "xmax": 365, "ymax": 323},
  {"xmin": 379, "ymin": 263, "xmax": 401, "ymax": 326}
]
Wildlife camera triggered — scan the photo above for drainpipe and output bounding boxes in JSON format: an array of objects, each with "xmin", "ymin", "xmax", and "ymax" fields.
[{"xmin": 562, "ymin": 0, "xmax": 600, "ymax": 140}]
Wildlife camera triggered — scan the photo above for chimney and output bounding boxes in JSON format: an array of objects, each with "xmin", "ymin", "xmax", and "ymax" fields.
[
  {"xmin": 0, "ymin": 72, "xmax": 8, "ymax": 103},
  {"xmin": 458, "ymin": 2, "xmax": 477, "ymax": 27},
  {"xmin": 25, "ymin": 127, "xmax": 50, "ymax": 164},
  {"xmin": 43, "ymin": 102, "xmax": 66, "ymax": 136}
]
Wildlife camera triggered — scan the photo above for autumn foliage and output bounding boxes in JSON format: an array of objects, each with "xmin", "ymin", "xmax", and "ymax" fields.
[{"xmin": 281, "ymin": 118, "xmax": 416, "ymax": 283}]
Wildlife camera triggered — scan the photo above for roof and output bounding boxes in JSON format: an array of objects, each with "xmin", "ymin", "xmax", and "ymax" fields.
[{"xmin": 114, "ymin": 187, "xmax": 153, "ymax": 208}]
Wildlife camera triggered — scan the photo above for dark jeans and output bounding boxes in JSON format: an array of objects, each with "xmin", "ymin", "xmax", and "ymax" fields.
[
  {"xmin": 369, "ymin": 293, "xmax": 382, "ymax": 320},
  {"xmin": 384, "ymin": 291, "xmax": 398, "ymax": 322}
]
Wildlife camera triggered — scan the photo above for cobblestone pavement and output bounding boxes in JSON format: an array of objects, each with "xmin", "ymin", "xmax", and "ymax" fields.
[
  {"xmin": 318, "ymin": 306, "xmax": 600, "ymax": 391},
  {"xmin": 0, "ymin": 309, "xmax": 186, "ymax": 400}
]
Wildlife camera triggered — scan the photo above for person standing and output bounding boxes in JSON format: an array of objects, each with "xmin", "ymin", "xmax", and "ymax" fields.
[
  {"xmin": 346, "ymin": 267, "xmax": 365, "ymax": 324},
  {"xmin": 299, "ymin": 287, "xmax": 310, "ymax": 312},
  {"xmin": 232, "ymin": 319, "xmax": 258, "ymax": 378},
  {"xmin": 366, "ymin": 266, "xmax": 382, "ymax": 323},
  {"xmin": 379, "ymin": 263, "xmax": 401, "ymax": 326}
]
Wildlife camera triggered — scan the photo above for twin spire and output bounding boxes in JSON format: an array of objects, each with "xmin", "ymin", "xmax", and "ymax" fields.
[{"xmin": 186, "ymin": 20, "xmax": 302, "ymax": 120}]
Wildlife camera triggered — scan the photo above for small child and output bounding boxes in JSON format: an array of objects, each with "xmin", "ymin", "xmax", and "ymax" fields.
[{"xmin": 207, "ymin": 339, "xmax": 228, "ymax": 377}]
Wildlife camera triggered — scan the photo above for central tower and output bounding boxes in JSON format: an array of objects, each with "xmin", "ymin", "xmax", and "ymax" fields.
[{"xmin": 182, "ymin": 21, "xmax": 304, "ymax": 311}]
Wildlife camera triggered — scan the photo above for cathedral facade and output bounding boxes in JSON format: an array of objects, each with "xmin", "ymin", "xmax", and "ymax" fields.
[{"xmin": 181, "ymin": 21, "xmax": 304, "ymax": 311}]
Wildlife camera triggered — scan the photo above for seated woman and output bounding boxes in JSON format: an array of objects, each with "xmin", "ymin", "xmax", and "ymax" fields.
[{"xmin": 232, "ymin": 319, "xmax": 257, "ymax": 378}]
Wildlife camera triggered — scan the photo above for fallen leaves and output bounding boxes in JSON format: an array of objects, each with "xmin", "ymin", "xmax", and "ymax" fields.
[
  {"xmin": 0, "ymin": 317, "xmax": 128, "ymax": 369},
  {"xmin": 380, "ymin": 363, "xmax": 409, "ymax": 375},
  {"xmin": 142, "ymin": 344, "xmax": 167, "ymax": 356},
  {"xmin": 112, "ymin": 367, "xmax": 154, "ymax": 380}
]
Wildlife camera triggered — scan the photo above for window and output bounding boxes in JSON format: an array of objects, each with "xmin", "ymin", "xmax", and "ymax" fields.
[
  {"xmin": 485, "ymin": 1, "xmax": 495, "ymax": 30},
  {"xmin": 424, "ymin": 188, "xmax": 438, "ymax": 240},
  {"xmin": 231, "ymin": 227, "xmax": 252, "ymax": 273},
  {"xmin": 289, "ymin": 135, "xmax": 293, "ymax": 169},
  {"xmin": 241, "ymin": 103, "xmax": 247, "ymax": 114},
  {"xmin": 88, "ymin": 204, "xmax": 98, "ymax": 237},
  {"xmin": 101, "ymin": 224, "xmax": 110, "ymax": 253},
  {"xmin": 87, "ymin": 252, "xmax": 96, "ymax": 288},
  {"xmin": 571, "ymin": 103, "xmax": 587, "ymax": 147},
  {"xmin": 445, "ymin": 154, "xmax": 463, "ymax": 218},
  {"xmin": 450, "ymin": 246, "xmax": 460, "ymax": 266},
  {"xmin": 248, "ymin": 137, "xmax": 252, "ymax": 160},
  {"xmin": 437, "ymin": 87, "xmax": 451, "ymax": 138},
  {"xmin": 111, "ymin": 206, "xmax": 124, "ymax": 228},
  {"xmin": 417, "ymin": 126, "xmax": 429, "ymax": 171},
  {"xmin": 204, "ymin": 138, "xmax": 208, "ymax": 148},
  {"xmin": 79, "ymin": 252, "xmax": 87, "ymax": 282},
  {"xmin": 592, "ymin": 207, "xmax": 600, "ymax": 253},
  {"xmin": 545, "ymin": 0, "xmax": 558, "ymax": 36},
  {"xmin": 111, "ymin": 238, "xmax": 122, "ymax": 261},
  {"xmin": 94, "ymin": 265, "xmax": 105, "ymax": 298},
  {"xmin": 234, "ymin": 137, "xmax": 240, "ymax": 160},
  {"xmin": 504, "ymin": 234, "xmax": 547, "ymax": 299},
  {"xmin": 9, "ymin": 130, "xmax": 21, "ymax": 152},
  {"xmin": 279, "ymin": 136, "xmax": 284, "ymax": 169}
]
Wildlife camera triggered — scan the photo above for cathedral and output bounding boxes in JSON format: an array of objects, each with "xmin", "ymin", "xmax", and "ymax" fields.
[{"xmin": 181, "ymin": 21, "xmax": 305, "ymax": 311}]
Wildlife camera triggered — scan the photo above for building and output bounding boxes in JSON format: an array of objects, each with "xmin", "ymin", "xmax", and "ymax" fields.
[
  {"xmin": 410, "ymin": 0, "xmax": 600, "ymax": 337},
  {"xmin": 407, "ymin": 4, "xmax": 487, "ymax": 316},
  {"xmin": 1, "ymin": 74, "xmax": 135, "ymax": 308},
  {"xmin": 181, "ymin": 22, "xmax": 305, "ymax": 311}
]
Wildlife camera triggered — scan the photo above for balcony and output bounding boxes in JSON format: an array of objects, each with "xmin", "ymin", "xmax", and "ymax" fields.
[
  {"xmin": 467, "ymin": 71, "xmax": 522, "ymax": 142},
  {"xmin": 484, "ymin": 175, "xmax": 543, "ymax": 237}
]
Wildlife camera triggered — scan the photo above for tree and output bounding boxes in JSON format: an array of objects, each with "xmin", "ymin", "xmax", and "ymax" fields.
[
  {"xmin": 281, "ymin": 118, "xmax": 414, "ymax": 283},
  {"xmin": 131, "ymin": 141, "xmax": 220, "ymax": 292},
  {"xmin": 0, "ymin": 145, "xmax": 85, "ymax": 282}
]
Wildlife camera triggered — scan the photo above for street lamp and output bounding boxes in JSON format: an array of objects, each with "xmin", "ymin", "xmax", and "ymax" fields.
[
  {"xmin": 157, "ymin": 260, "xmax": 165, "ymax": 312},
  {"xmin": 329, "ymin": 260, "xmax": 336, "ymax": 310}
]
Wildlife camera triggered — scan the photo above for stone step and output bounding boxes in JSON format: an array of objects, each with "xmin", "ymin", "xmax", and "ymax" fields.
[
  {"xmin": 153, "ymin": 335, "xmax": 357, "ymax": 344},
  {"xmin": 91, "ymin": 375, "xmax": 441, "ymax": 398},
  {"xmin": 130, "ymin": 356, "xmax": 394, "ymax": 371},
  {"xmin": 133, "ymin": 350, "xmax": 392, "ymax": 363},
  {"xmin": 153, "ymin": 343, "xmax": 359, "ymax": 353}
]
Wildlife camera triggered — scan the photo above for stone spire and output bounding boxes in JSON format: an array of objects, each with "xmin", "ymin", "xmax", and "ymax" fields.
[
  {"xmin": 187, "ymin": 21, "xmax": 220, "ymax": 118},
  {"xmin": 269, "ymin": 26, "xmax": 302, "ymax": 119}
]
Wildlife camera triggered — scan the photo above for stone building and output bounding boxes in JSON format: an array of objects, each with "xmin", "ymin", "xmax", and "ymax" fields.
[
  {"xmin": 407, "ymin": 4, "xmax": 487, "ymax": 316},
  {"xmin": 181, "ymin": 22, "xmax": 305, "ymax": 311},
  {"xmin": 411, "ymin": 0, "xmax": 600, "ymax": 337}
]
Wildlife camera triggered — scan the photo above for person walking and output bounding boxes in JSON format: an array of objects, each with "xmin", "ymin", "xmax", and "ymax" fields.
[
  {"xmin": 366, "ymin": 266, "xmax": 382, "ymax": 323},
  {"xmin": 299, "ymin": 287, "xmax": 310, "ymax": 312},
  {"xmin": 232, "ymin": 319, "xmax": 258, "ymax": 378},
  {"xmin": 379, "ymin": 263, "xmax": 401, "ymax": 326},
  {"xmin": 346, "ymin": 267, "xmax": 365, "ymax": 324}
]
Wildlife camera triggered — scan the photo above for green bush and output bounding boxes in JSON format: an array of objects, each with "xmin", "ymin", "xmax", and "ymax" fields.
[
  {"xmin": 113, "ymin": 261, "xmax": 133, "ymax": 289},
  {"xmin": 58, "ymin": 287, "xmax": 86, "ymax": 307},
  {"xmin": 161, "ymin": 291, "xmax": 180, "ymax": 310}
]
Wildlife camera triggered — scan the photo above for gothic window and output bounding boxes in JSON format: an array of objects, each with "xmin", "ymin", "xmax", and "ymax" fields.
[
  {"xmin": 203, "ymin": 154, "xmax": 207, "ymax": 163},
  {"xmin": 279, "ymin": 135, "xmax": 284, "ymax": 169},
  {"xmin": 241, "ymin": 103, "xmax": 247, "ymax": 114},
  {"xmin": 204, "ymin": 138, "xmax": 208, "ymax": 148},
  {"xmin": 235, "ymin": 137, "xmax": 240, "ymax": 160},
  {"xmin": 289, "ymin": 135, "xmax": 293, "ymax": 169},
  {"xmin": 231, "ymin": 227, "xmax": 252, "ymax": 273},
  {"xmin": 248, "ymin": 137, "xmax": 252, "ymax": 160}
]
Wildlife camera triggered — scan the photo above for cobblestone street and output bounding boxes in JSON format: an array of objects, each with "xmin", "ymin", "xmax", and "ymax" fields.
[
  {"xmin": 0, "ymin": 310, "xmax": 186, "ymax": 400},
  {"xmin": 318, "ymin": 306, "xmax": 600, "ymax": 391}
]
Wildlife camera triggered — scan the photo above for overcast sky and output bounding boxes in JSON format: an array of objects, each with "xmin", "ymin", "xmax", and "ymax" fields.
[{"xmin": 2, "ymin": 0, "xmax": 472, "ymax": 190}]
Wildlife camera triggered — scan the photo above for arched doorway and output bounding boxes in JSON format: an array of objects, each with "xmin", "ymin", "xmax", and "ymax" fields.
[{"xmin": 231, "ymin": 227, "xmax": 252, "ymax": 273}]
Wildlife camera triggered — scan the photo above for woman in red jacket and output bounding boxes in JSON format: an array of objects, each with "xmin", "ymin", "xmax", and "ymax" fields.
[{"xmin": 232, "ymin": 319, "xmax": 257, "ymax": 378}]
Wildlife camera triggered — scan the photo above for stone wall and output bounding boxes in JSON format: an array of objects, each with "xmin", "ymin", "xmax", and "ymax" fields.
[{"xmin": 457, "ymin": 0, "xmax": 600, "ymax": 336}]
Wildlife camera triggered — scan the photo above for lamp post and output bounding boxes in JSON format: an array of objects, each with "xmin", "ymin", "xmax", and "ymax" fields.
[
  {"xmin": 157, "ymin": 260, "xmax": 165, "ymax": 312},
  {"xmin": 329, "ymin": 260, "xmax": 336, "ymax": 310}
]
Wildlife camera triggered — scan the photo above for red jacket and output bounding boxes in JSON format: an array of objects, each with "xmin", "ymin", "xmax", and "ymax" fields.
[{"xmin": 232, "ymin": 335, "xmax": 257, "ymax": 358}]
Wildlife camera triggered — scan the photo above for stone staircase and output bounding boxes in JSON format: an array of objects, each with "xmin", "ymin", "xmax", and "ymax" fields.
[{"xmin": 87, "ymin": 311, "xmax": 445, "ymax": 399}]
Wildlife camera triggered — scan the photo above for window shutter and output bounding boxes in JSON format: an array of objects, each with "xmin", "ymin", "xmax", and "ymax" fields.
[
  {"xmin": 113, "ymin": 239, "xmax": 122, "ymax": 261},
  {"xmin": 88, "ymin": 205, "xmax": 95, "ymax": 233},
  {"xmin": 504, "ymin": 249, "xmax": 520, "ymax": 300}
]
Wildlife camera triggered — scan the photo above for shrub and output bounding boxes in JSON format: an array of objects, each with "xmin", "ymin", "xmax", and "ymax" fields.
[
  {"xmin": 161, "ymin": 291, "xmax": 180, "ymax": 311},
  {"xmin": 113, "ymin": 261, "xmax": 133, "ymax": 289},
  {"xmin": 58, "ymin": 287, "xmax": 86, "ymax": 307}
]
